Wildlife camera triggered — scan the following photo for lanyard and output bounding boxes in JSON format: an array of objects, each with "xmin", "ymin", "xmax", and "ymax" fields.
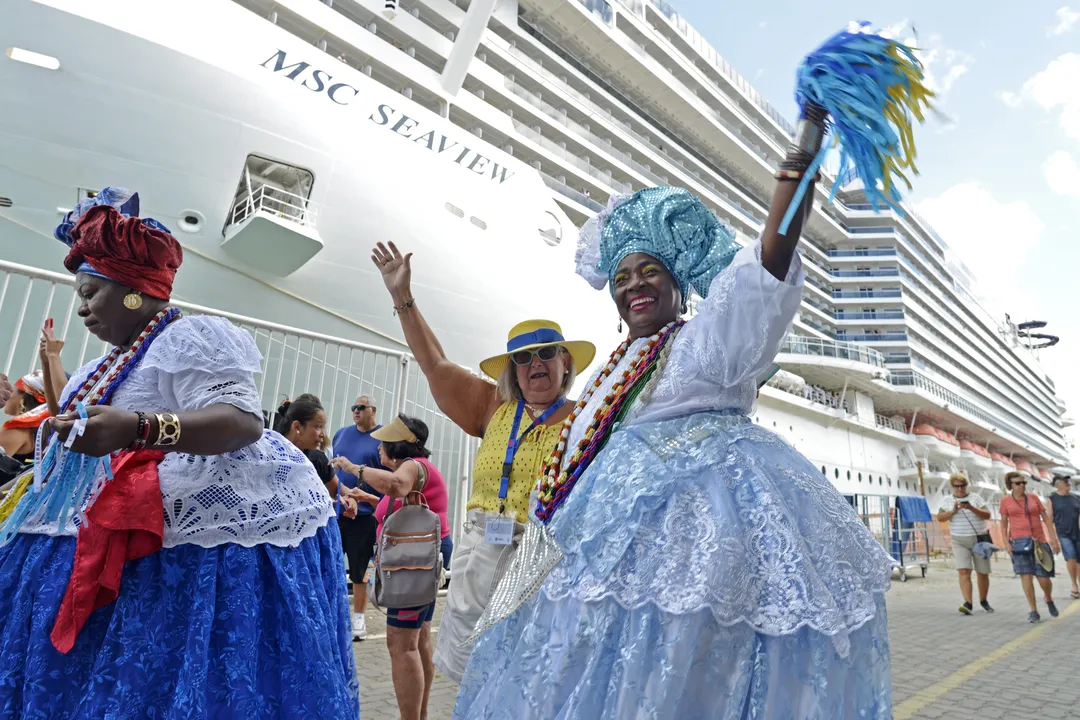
[{"xmin": 499, "ymin": 398, "xmax": 565, "ymax": 512}]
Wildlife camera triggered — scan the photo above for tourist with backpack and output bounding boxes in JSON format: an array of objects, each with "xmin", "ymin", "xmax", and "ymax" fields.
[{"xmin": 334, "ymin": 414, "xmax": 449, "ymax": 720}]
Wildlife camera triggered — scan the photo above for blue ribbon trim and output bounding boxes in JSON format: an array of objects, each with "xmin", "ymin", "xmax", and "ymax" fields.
[{"xmin": 506, "ymin": 328, "xmax": 564, "ymax": 353}]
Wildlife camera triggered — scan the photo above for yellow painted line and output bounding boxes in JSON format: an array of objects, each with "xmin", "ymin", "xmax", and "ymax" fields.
[{"xmin": 895, "ymin": 600, "xmax": 1080, "ymax": 719}]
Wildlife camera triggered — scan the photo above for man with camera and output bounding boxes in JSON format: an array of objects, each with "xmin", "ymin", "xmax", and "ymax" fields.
[{"xmin": 937, "ymin": 472, "xmax": 995, "ymax": 614}]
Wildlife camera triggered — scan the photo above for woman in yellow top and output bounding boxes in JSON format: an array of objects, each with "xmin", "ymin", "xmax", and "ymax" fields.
[{"xmin": 370, "ymin": 241, "xmax": 595, "ymax": 682}]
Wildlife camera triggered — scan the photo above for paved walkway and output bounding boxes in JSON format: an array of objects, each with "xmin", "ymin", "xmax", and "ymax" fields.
[{"xmin": 353, "ymin": 556, "xmax": 1080, "ymax": 718}]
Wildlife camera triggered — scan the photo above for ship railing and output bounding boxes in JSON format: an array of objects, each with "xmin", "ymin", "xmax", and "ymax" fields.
[
  {"xmin": 0, "ymin": 259, "xmax": 477, "ymax": 547},
  {"xmin": 573, "ymin": 0, "xmax": 615, "ymax": 26},
  {"xmin": 888, "ymin": 369, "xmax": 1065, "ymax": 462},
  {"xmin": 503, "ymin": 29, "xmax": 767, "ymax": 225},
  {"xmin": 876, "ymin": 414, "xmax": 907, "ymax": 433},
  {"xmin": 540, "ymin": 172, "xmax": 604, "ymax": 212},
  {"xmin": 778, "ymin": 336, "xmax": 887, "ymax": 369},
  {"xmin": 513, "ymin": 120, "xmax": 633, "ymax": 195},
  {"xmin": 228, "ymin": 184, "xmax": 318, "ymax": 230}
]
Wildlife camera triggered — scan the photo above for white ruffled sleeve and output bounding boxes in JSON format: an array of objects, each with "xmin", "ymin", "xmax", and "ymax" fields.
[
  {"xmin": 141, "ymin": 316, "xmax": 265, "ymax": 416},
  {"xmin": 679, "ymin": 236, "xmax": 804, "ymax": 389}
]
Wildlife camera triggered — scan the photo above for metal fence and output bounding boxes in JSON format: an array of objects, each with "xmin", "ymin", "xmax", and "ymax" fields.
[{"xmin": 0, "ymin": 259, "xmax": 478, "ymax": 545}]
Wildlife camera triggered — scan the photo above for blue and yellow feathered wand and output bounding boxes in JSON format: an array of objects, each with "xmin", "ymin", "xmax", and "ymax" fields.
[{"xmin": 778, "ymin": 22, "xmax": 935, "ymax": 234}]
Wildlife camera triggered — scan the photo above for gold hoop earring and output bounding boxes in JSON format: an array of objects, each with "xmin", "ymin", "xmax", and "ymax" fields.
[{"xmin": 123, "ymin": 293, "xmax": 143, "ymax": 310}]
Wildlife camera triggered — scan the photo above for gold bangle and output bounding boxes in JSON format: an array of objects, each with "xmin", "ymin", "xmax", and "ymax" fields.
[{"xmin": 155, "ymin": 412, "xmax": 182, "ymax": 447}]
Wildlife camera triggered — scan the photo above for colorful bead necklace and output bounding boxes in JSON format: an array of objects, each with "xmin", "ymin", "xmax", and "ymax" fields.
[
  {"xmin": 535, "ymin": 320, "xmax": 683, "ymax": 523},
  {"xmin": 60, "ymin": 307, "xmax": 182, "ymax": 413}
]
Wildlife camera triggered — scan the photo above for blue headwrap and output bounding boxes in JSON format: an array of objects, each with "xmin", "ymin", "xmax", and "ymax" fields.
[{"xmin": 575, "ymin": 187, "xmax": 739, "ymax": 299}]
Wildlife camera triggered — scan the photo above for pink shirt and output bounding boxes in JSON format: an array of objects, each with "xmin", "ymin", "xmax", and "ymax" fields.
[
  {"xmin": 374, "ymin": 456, "xmax": 450, "ymax": 539},
  {"xmin": 1000, "ymin": 493, "xmax": 1048, "ymax": 542}
]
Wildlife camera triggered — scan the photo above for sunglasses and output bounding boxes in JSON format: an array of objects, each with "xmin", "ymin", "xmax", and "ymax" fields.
[
  {"xmin": 351, "ymin": 404, "xmax": 374, "ymax": 413},
  {"xmin": 511, "ymin": 345, "xmax": 561, "ymax": 366},
  {"xmin": 951, "ymin": 484, "xmax": 967, "ymax": 488},
  {"xmin": 1013, "ymin": 480, "xmax": 1027, "ymax": 486}
]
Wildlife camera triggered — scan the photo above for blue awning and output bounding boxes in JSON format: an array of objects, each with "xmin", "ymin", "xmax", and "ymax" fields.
[{"xmin": 896, "ymin": 496, "xmax": 932, "ymax": 523}]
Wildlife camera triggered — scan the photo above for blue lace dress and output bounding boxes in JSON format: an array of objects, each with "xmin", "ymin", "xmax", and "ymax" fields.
[
  {"xmin": 0, "ymin": 316, "xmax": 358, "ymax": 718},
  {"xmin": 453, "ymin": 242, "xmax": 895, "ymax": 719}
]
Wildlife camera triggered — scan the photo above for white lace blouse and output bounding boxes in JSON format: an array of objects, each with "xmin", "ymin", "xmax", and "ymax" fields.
[
  {"xmin": 567, "ymin": 239, "xmax": 804, "ymax": 452},
  {"xmin": 22, "ymin": 316, "xmax": 335, "ymax": 549}
]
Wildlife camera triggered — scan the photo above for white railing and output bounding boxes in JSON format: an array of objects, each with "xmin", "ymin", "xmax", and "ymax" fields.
[
  {"xmin": 227, "ymin": 184, "xmax": 318, "ymax": 230},
  {"xmin": 779, "ymin": 335, "xmax": 887, "ymax": 369},
  {"xmin": 876, "ymin": 414, "xmax": 907, "ymax": 433},
  {"xmin": 0, "ymin": 259, "xmax": 476, "ymax": 545}
]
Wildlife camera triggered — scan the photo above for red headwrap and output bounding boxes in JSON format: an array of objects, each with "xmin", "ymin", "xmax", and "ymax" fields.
[{"xmin": 64, "ymin": 205, "xmax": 183, "ymax": 300}]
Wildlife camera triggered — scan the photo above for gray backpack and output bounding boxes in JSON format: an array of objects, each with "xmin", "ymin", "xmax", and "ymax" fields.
[{"xmin": 374, "ymin": 463, "xmax": 442, "ymax": 609}]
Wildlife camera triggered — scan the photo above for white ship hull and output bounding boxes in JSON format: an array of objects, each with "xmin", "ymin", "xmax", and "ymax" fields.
[{"xmin": 0, "ymin": 0, "xmax": 622, "ymax": 368}]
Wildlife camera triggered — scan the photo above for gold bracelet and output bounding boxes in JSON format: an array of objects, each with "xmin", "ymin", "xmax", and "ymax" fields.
[{"xmin": 155, "ymin": 412, "xmax": 182, "ymax": 447}]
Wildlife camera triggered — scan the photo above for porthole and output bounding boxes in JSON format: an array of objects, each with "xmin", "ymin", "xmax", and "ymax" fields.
[
  {"xmin": 847, "ymin": 470, "xmax": 851, "ymax": 480},
  {"xmin": 834, "ymin": 468, "xmax": 839, "ymax": 479},
  {"xmin": 177, "ymin": 210, "xmax": 205, "ymax": 234},
  {"xmin": 878, "ymin": 477, "xmax": 883, "ymax": 486}
]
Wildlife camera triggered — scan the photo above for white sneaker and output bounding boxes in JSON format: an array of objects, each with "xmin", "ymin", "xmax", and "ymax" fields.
[{"xmin": 352, "ymin": 612, "xmax": 367, "ymax": 641}]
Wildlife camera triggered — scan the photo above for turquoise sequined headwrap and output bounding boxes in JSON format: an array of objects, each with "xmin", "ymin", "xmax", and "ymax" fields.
[{"xmin": 576, "ymin": 187, "xmax": 739, "ymax": 299}]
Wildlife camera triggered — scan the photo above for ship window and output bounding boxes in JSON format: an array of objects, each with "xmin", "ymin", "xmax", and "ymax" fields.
[
  {"xmin": 847, "ymin": 470, "xmax": 851, "ymax": 480},
  {"xmin": 834, "ymin": 469, "xmax": 839, "ymax": 479},
  {"xmin": 0, "ymin": 197, "xmax": 11, "ymax": 208},
  {"xmin": 858, "ymin": 472, "xmax": 862, "ymax": 482},
  {"xmin": 821, "ymin": 465, "xmax": 826, "ymax": 475},
  {"xmin": 444, "ymin": 203, "xmax": 465, "ymax": 218},
  {"xmin": 469, "ymin": 217, "xmax": 488, "ymax": 230}
]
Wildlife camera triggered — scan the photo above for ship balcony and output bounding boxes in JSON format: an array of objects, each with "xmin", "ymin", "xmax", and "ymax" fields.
[
  {"xmin": 775, "ymin": 335, "xmax": 889, "ymax": 383},
  {"xmin": 221, "ymin": 186, "xmax": 322, "ymax": 276}
]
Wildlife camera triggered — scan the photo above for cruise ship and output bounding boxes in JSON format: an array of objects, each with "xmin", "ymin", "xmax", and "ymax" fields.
[{"xmin": 1, "ymin": 0, "xmax": 1074, "ymax": 543}]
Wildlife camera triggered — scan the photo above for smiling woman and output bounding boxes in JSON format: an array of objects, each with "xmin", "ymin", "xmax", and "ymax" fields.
[
  {"xmin": 369, "ymin": 241, "xmax": 596, "ymax": 682},
  {"xmin": 0, "ymin": 187, "xmax": 359, "ymax": 717}
]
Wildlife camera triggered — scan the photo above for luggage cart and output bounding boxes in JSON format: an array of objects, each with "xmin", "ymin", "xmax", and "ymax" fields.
[
  {"xmin": 891, "ymin": 496, "xmax": 933, "ymax": 582},
  {"xmin": 848, "ymin": 493, "xmax": 931, "ymax": 582}
]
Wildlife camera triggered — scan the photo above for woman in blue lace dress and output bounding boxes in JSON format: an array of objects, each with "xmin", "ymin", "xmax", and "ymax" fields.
[
  {"xmin": 453, "ymin": 119, "xmax": 895, "ymax": 717},
  {"xmin": 0, "ymin": 188, "xmax": 358, "ymax": 718}
]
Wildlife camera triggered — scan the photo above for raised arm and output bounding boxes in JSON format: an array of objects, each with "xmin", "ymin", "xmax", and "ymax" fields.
[
  {"xmin": 760, "ymin": 104, "xmax": 826, "ymax": 281},
  {"xmin": 372, "ymin": 242, "xmax": 500, "ymax": 437},
  {"xmin": 39, "ymin": 322, "xmax": 66, "ymax": 416}
]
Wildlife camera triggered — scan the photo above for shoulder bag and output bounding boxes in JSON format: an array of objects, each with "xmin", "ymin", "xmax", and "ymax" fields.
[
  {"xmin": 956, "ymin": 498, "xmax": 996, "ymax": 559},
  {"xmin": 373, "ymin": 461, "xmax": 443, "ymax": 609}
]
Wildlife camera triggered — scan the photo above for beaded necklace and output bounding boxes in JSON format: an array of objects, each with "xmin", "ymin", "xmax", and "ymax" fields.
[
  {"xmin": 4, "ymin": 307, "xmax": 182, "ymax": 545},
  {"xmin": 60, "ymin": 307, "xmax": 182, "ymax": 412},
  {"xmin": 535, "ymin": 320, "xmax": 683, "ymax": 523}
]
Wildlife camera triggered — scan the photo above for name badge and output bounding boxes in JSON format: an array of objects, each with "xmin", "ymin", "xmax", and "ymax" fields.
[{"xmin": 484, "ymin": 517, "xmax": 514, "ymax": 546}]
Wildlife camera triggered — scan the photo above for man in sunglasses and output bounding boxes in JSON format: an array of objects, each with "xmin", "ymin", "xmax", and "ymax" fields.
[{"xmin": 331, "ymin": 396, "xmax": 386, "ymax": 640}]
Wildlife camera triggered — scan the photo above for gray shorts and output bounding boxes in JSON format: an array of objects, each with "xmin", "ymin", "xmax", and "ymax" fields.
[{"xmin": 952, "ymin": 534, "xmax": 991, "ymax": 575}]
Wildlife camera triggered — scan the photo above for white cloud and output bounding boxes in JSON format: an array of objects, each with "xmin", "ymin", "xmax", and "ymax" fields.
[
  {"xmin": 1022, "ymin": 53, "xmax": 1080, "ymax": 142},
  {"xmin": 1000, "ymin": 91, "xmax": 1021, "ymax": 108},
  {"xmin": 917, "ymin": 43, "xmax": 972, "ymax": 95},
  {"xmin": 915, "ymin": 183, "xmax": 1046, "ymax": 317},
  {"xmin": 1049, "ymin": 6, "xmax": 1080, "ymax": 36},
  {"xmin": 1043, "ymin": 150, "xmax": 1080, "ymax": 198}
]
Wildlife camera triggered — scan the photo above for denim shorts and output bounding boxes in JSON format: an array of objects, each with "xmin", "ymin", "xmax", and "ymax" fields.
[
  {"xmin": 386, "ymin": 601, "xmax": 436, "ymax": 629},
  {"xmin": 1061, "ymin": 536, "xmax": 1078, "ymax": 562},
  {"xmin": 1010, "ymin": 540, "xmax": 1055, "ymax": 578}
]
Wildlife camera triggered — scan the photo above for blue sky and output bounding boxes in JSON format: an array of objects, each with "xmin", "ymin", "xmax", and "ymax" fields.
[{"xmin": 673, "ymin": 0, "xmax": 1080, "ymax": 456}]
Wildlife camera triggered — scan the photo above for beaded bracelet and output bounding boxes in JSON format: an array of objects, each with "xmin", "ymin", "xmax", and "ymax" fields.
[
  {"xmin": 130, "ymin": 411, "xmax": 151, "ymax": 450},
  {"xmin": 154, "ymin": 412, "xmax": 182, "ymax": 447},
  {"xmin": 393, "ymin": 298, "xmax": 415, "ymax": 316}
]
